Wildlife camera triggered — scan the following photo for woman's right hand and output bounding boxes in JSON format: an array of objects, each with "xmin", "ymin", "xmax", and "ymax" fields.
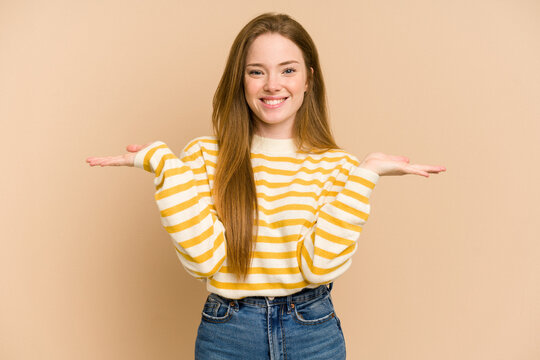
[{"xmin": 86, "ymin": 143, "xmax": 153, "ymax": 167}]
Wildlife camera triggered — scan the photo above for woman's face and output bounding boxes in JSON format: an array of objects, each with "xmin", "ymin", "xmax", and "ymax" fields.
[{"xmin": 244, "ymin": 33, "xmax": 309, "ymax": 139}]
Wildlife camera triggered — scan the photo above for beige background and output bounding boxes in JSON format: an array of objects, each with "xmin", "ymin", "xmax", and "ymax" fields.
[{"xmin": 1, "ymin": 0, "xmax": 539, "ymax": 359}]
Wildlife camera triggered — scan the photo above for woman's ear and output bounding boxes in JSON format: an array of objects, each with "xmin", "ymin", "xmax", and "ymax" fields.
[{"xmin": 305, "ymin": 67, "xmax": 314, "ymax": 92}]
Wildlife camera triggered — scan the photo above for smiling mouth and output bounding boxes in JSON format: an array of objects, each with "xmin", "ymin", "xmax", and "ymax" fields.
[{"xmin": 260, "ymin": 97, "xmax": 288, "ymax": 105}]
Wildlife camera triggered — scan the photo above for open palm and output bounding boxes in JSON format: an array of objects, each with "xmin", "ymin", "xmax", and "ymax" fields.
[
  {"xmin": 86, "ymin": 143, "xmax": 152, "ymax": 167},
  {"xmin": 359, "ymin": 152, "xmax": 446, "ymax": 177}
]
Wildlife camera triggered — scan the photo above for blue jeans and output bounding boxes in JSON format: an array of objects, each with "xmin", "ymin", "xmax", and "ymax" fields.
[{"xmin": 195, "ymin": 283, "xmax": 346, "ymax": 360}]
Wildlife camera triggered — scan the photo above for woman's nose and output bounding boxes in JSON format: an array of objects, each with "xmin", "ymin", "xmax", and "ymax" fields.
[{"xmin": 263, "ymin": 73, "xmax": 282, "ymax": 92}]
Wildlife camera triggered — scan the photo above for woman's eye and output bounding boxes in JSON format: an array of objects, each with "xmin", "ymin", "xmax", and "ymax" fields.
[
  {"xmin": 283, "ymin": 68, "xmax": 296, "ymax": 74},
  {"xmin": 248, "ymin": 70, "xmax": 263, "ymax": 75}
]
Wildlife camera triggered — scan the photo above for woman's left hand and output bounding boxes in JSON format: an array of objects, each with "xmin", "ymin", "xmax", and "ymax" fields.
[{"xmin": 359, "ymin": 152, "xmax": 446, "ymax": 177}]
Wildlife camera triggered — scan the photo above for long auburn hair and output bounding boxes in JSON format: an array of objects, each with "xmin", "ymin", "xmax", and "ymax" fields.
[{"xmin": 212, "ymin": 13, "xmax": 339, "ymax": 280}]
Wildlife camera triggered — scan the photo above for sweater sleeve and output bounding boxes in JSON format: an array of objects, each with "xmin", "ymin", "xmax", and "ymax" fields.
[
  {"xmin": 134, "ymin": 140, "xmax": 226, "ymax": 278},
  {"xmin": 296, "ymin": 165, "xmax": 379, "ymax": 284}
]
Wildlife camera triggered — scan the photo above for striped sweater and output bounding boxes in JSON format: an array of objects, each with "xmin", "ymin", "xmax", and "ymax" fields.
[{"xmin": 134, "ymin": 134, "xmax": 379, "ymax": 299}]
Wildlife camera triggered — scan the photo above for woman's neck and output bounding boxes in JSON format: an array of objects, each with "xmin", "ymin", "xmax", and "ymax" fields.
[{"xmin": 251, "ymin": 133, "xmax": 297, "ymax": 155}]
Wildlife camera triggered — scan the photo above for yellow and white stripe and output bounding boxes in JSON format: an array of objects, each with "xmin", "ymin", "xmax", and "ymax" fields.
[{"xmin": 134, "ymin": 134, "xmax": 379, "ymax": 299}]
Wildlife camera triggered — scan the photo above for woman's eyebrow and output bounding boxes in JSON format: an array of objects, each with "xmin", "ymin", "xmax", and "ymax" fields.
[{"xmin": 246, "ymin": 60, "xmax": 300, "ymax": 67}]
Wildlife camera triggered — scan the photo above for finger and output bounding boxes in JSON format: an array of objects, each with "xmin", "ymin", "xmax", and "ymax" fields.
[
  {"xmin": 404, "ymin": 164, "xmax": 430, "ymax": 177},
  {"xmin": 87, "ymin": 156, "xmax": 114, "ymax": 166},
  {"xmin": 126, "ymin": 144, "xmax": 143, "ymax": 152},
  {"xmin": 90, "ymin": 156, "xmax": 120, "ymax": 167},
  {"xmin": 86, "ymin": 156, "xmax": 107, "ymax": 164},
  {"xmin": 101, "ymin": 156, "xmax": 127, "ymax": 166},
  {"xmin": 411, "ymin": 164, "xmax": 446, "ymax": 173},
  {"xmin": 127, "ymin": 142, "xmax": 153, "ymax": 152},
  {"xmin": 87, "ymin": 157, "xmax": 107, "ymax": 166},
  {"xmin": 99, "ymin": 160, "xmax": 122, "ymax": 167},
  {"xmin": 427, "ymin": 166, "xmax": 446, "ymax": 173},
  {"xmin": 94, "ymin": 157, "xmax": 112, "ymax": 166}
]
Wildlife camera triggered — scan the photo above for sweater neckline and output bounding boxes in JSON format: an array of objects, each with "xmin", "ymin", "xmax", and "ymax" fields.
[{"xmin": 251, "ymin": 134, "xmax": 298, "ymax": 155}]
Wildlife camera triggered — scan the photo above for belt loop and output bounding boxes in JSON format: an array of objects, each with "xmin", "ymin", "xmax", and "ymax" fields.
[
  {"xmin": 286, "ymin": 295, "xmax": 292, "ymax": 314},
  {"xmin": 327, "ymin": 282, "xmax": 333, "ymax": 292}
]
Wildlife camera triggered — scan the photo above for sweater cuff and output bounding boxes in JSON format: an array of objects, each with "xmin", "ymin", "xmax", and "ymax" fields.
[{"xmin": 133, "ymin": 141, "xmax": 166, "ymax": 172}]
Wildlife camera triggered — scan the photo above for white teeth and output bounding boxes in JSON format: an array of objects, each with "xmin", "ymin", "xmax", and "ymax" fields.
[{"xmin": 262, "ymin": 98, "xmax": 286, "ymax": 105}]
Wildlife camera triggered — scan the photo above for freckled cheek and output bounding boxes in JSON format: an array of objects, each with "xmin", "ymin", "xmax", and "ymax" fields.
[
  {"xmin": 244, "ymin": 81, "xmax": 262, "ymax": 103},
  {"xmin": 286, "ymin": 79, "xmax": 307, "ymax": 96}
]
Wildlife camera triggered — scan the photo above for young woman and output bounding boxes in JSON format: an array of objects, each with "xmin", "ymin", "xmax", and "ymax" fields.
[{"xmin": 87, "ymin": 12, "xmax": 445, "ymax": 360}]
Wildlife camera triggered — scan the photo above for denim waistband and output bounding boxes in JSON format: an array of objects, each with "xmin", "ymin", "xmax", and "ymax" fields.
[{"xmin": 209, "ymin": 283, "xmax": 333, "ymax": 309}]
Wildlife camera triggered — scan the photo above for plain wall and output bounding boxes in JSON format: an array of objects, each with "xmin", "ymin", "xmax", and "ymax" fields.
[{"xmin": 1, "ymin": 0, "xmax": 539, "ymax": 359}]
